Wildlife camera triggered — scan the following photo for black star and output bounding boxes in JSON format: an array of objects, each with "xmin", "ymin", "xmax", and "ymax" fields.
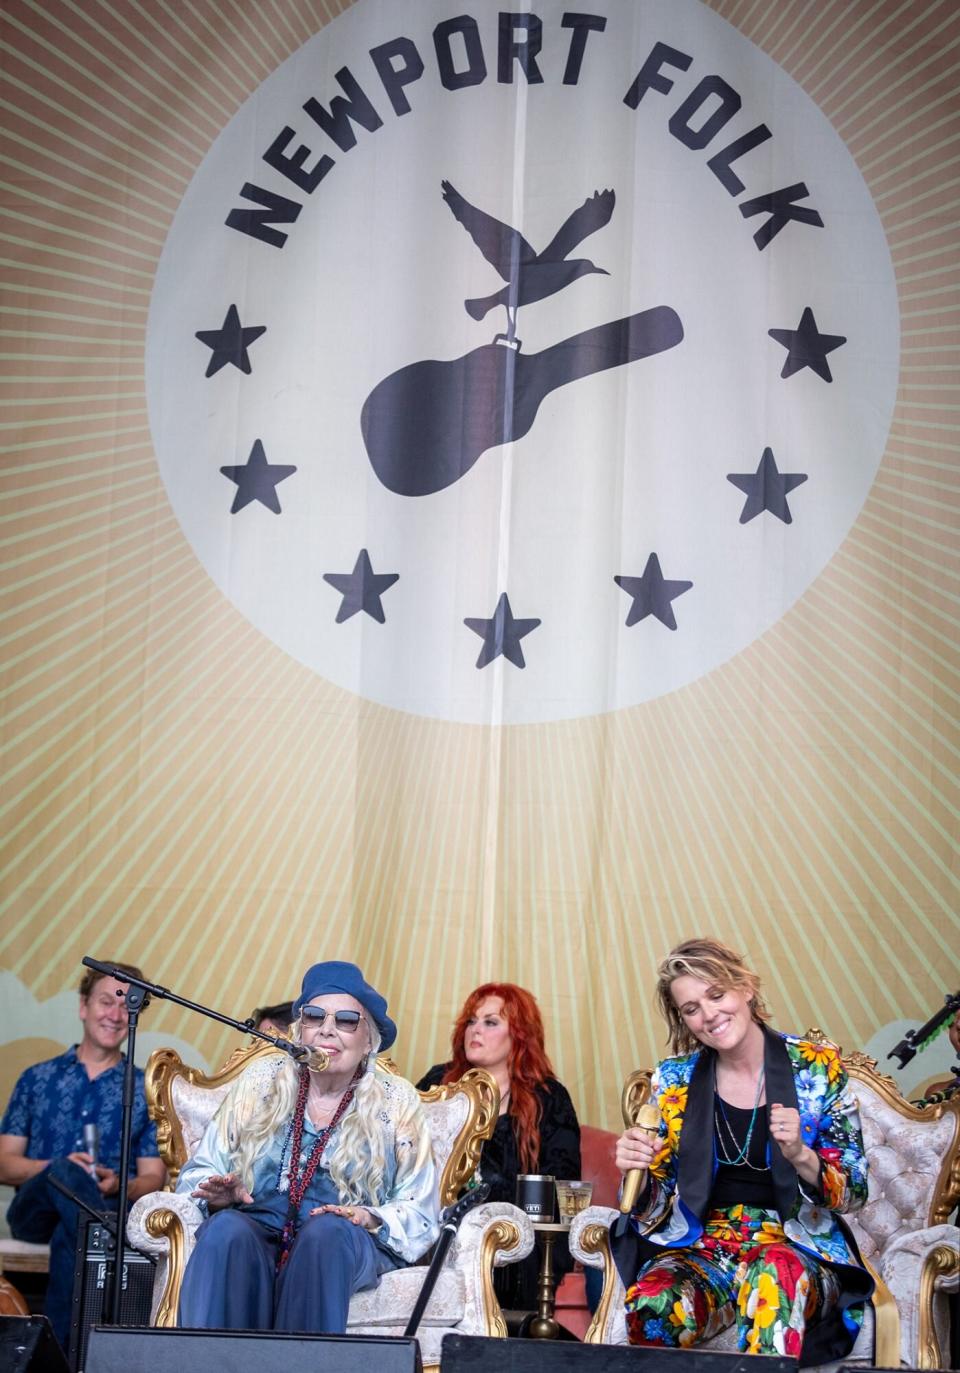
[
  {"xmin": 727, "ymin": 446, "xmax": 807, "ymax": 524},
  {"xmin": 323, "ymin": 549, "xmax": 399, "ymax": 623},
  {"xmin": 220, "ymin": 439, "xmax": 296, "ymax": 513},
  {"xmin": 768, "ymin": 306, "xmax": 846, "ymax": 381},
  {"xmin": 464, "ymin": 593, "xmax": 541, "ymax": 669},
  {"xmin": 614, "ymin": 553, "xmax": 692, "ymax": 631},
  {"xmin": 196, "ymin": 304, "xmax": 266, "ymax": 377}
]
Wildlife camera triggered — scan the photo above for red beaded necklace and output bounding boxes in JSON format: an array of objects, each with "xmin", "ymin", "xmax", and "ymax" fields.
[{"xmin": 277, "ymin": 1062, "xmax": 361, "ymax": 1269}]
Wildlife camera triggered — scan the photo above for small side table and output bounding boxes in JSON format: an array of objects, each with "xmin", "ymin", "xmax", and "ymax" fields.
[{"xmin": 526, "ymin": 1221, "xmax": 569, "ymax": 1339}]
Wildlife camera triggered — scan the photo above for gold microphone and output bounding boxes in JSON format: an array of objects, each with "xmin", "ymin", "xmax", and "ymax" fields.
[
  {"xmin": 619, "ymin": 1100, "xmax": 662, "ymax": 1214},
  {"xmin": 296, "ymin": 1046, "xmax": 331, "ymax": 1072}
]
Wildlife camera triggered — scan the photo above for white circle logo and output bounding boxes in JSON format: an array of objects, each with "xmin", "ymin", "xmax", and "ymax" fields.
[{"xmin": 147, "ymin": 0, "xmax": 898, "ymax": 724}]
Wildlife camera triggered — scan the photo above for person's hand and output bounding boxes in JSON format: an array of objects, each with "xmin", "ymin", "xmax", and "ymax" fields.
[
  {"xmin": 309, "ymin": 1203, "xmax": 379, "ymax": 1230},
  {"xmin": 94, "ymin": 1165, "xmax": 119, "ymax": 1197},
  {"xmin": 67, "ymin": 1150, "xmax": 108, "ymax": 1186},
  {"xmin": 615, "ymin": 1127, "xmax": 658, "ymax": 1176},
  {"xmin": 769, "ymin": 1103, "xmax": 805, "ymax": 1163},
  {"xmin": 191, "ymin": 1173, "xmax": 254, "ymax": 1211}
]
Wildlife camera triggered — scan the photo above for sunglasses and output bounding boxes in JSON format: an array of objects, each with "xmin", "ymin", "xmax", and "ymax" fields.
[{"xmin": 300, "ymin": 1006, "xmax": 365, "ymax": 1034}]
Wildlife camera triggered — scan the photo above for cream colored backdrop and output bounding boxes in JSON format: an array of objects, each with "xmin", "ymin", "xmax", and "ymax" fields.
[{"xmin": 1, "ymin": 0, "xmax": 958, "ymax": 1128}]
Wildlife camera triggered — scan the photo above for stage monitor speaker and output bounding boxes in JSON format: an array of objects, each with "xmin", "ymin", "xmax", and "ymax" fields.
[
  {"xmin": 68, "ymin": 1219, "xmax": 155, "ymax": 1373},
  {"xmin": 0, "ymin": 1315, "xmax": 70, "ymax": 1373},
  {"xmin": 86, "ymin": 1326, "xmax": 423, "ymax": 1373},
  {"xmin": 442, "ymin": 1335, "xmax": 800, "ymax": 1373}
]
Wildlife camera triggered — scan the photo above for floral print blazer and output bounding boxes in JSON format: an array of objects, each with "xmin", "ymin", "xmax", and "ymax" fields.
[{"xmin": 612, "ymin": 1026, "xmax": 872, "ymax": 1282}]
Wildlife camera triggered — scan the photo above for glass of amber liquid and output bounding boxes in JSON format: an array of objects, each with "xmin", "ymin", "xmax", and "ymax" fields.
[{"xmin": 555, "ymin": 1179, "xmax": 593, "ymax": 1224}]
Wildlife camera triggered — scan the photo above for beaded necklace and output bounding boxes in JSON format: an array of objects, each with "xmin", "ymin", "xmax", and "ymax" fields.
[
  {"xmin": 276, "ymin": 1062, "xmax": 360, "ymax": 1270},
  {"xmin": 714, "ymin": 1067, "xmax": 766, "ymax": 1169}
]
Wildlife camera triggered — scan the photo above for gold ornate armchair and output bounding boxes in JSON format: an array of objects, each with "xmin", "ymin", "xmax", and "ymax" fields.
[
  {"xmin": 126, "ymin": 1043, "xmax": 533, "ymax": 1368},
  {"xmin": 570, "ymin": 1037, "xmax": 960, "ymax": 1369}
]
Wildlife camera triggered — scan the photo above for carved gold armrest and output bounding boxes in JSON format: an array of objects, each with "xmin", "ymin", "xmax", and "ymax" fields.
[
  {"xmin": 918, "ymin": 1242, "xmax": 959, "ymax": 1368},
  {"xmin": 453, "ymin": 1201, "xmax": 533, "ymax": 1339},
  {"xmin": 882, "ymin": 1224, "xmax": 960, "ymax": 1368},
  {"xmin": 569, "ymin": 1206, "xmax": 623, "ymax": 1345},
  {"xmin": 127, "ymin": 1191, "xmax": 204, "ymax": 1328}
]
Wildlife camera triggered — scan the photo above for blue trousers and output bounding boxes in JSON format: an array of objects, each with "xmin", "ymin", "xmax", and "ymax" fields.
[
  {"xmin": 178, "ymin": 1209, "xmax": 391, "ymax": 1333},
  {"xmin": 7, "ymin": 1158, "xmax": 114, "ymax": 1351}
]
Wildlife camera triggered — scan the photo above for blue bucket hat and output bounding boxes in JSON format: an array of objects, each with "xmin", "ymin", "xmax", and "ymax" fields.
[{"xmin": 293, "ymin": 961, "xmax": 396, "ymax": 1052}]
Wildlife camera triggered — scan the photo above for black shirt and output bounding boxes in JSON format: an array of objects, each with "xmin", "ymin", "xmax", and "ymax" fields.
[{"xmin": 709, "ymin": 1095, "xmax": 775, "ymax": 1209}]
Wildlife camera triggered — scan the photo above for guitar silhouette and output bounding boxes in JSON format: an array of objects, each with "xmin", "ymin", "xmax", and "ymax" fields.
[{"xmin": 362, "ymin": 307, "xmax": 683, "ymax": 497}]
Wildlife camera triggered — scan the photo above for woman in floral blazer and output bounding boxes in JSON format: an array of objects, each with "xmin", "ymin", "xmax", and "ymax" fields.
[{"xmin": 612, "ymin": 938, "xmax": 873, "ymax": 1366}]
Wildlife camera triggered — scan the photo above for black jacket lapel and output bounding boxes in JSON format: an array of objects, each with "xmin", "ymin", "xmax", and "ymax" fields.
[
  {"xmin": 676, "ymin": 1047, "xmax": 715, "ymax": 1220},
  {"xmin": 764, "ymin": 1024, "xmax": 800, "ymax": 1219}
]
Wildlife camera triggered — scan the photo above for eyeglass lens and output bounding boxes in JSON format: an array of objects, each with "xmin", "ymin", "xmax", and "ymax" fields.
[{"xmin": 300, "ymin": 1007, "xmax": 362, "ymax": 1032}]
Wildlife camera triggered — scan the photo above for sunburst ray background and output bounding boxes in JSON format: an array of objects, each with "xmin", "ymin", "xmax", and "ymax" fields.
[{"xmin": 1, "ymin": 0, "xmax": 958, "ymax": 1126}]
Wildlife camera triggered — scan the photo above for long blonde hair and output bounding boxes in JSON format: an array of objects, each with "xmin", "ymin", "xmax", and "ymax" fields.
[
  {"xmin": 655, "ymin": 937, "xmax": 771, "ymax": 1054},
  {"xmin": 216, "ymin": 1024, "xmax": 389, "ymax": 1203}
]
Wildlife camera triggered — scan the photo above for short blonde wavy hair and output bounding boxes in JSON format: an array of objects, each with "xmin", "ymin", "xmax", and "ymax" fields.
[{"xmin": 655, "ymin": 937, "xmax": 771, "ymax": 1054}]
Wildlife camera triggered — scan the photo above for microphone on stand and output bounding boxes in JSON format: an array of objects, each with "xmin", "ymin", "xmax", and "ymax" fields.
[
  {"xmin": 82, "ymin": 1122, "xmax": 100, "ymax": 1180},
  {"xmin": 292, "ymin": 1046, "xmax": 330, "ymax": 1072},
  {"xmin": 888, "ymin": 990, "xmax": 960, "ymax": 1069}
]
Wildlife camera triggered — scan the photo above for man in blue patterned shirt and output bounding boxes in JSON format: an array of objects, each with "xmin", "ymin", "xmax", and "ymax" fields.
[{"xmin": 0, "ymin": 963, "xmax": 165, "ymax": 1349}]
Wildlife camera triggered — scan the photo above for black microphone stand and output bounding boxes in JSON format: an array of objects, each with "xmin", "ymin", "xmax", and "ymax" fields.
[
  {"xmin": 48, "ymin": 1172, "xmax": 118, "ymax": 1238},
  {"xmin": 403, "ymin": 1184, "xmax": 491, "ymax": 1338},
  {"xmin": 888, "ymin": 989, "xmax": 960, "ymax": 1069},
  {"xmin": 80, "ymin": 955, "xmax": 317, "ymax": 1329}
]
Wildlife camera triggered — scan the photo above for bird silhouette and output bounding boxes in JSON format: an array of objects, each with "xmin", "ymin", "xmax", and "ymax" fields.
[{"xmin": 441, "ymin": 181, "xmax": 615, "ymax": 342}]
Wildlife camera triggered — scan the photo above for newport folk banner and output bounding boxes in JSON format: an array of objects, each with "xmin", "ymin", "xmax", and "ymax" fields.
[
  {"xmin": 147, "ymin": 0, "xmax": 897, "ymax": 724},
  {"xmin": 1, "ymin": 0, "xmax": 956, "ymax": 1121}
]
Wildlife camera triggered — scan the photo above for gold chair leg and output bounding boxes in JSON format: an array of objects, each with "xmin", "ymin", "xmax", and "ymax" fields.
[{"xmin": 859, "ymin": 1252, "xmax": 902, "ymax": 1369}]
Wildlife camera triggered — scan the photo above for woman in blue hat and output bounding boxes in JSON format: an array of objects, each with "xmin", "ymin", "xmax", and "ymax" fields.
[{"xmin": 176, "ymin": 962, "xmax": 439, "ymax": 1333}]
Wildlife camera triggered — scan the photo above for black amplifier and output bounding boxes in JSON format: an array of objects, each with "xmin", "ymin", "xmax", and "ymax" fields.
[{"xmin": 68, "ymin": 1219, "xmax": 155, "ymax": 1373}]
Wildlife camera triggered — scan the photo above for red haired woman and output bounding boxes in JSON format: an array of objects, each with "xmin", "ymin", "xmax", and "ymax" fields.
[{"xmin": 417, "ymin": 983, "xmax": 581, "ymax": 1312}]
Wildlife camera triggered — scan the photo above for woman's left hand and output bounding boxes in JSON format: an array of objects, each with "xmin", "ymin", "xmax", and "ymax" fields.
[
  {"xmin": 769, "ymin": 1103, "xmax": 805, "ymax": 1163},
  {"xmin": 770, "ymin": 1102, "xmax": 822, "ymax": 1188},
  {"xmin": 310, "ymin": 1203, "xmax": 379, "ymax": 1230}
]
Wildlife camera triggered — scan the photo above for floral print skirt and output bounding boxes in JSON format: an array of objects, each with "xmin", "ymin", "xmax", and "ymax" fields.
[{"xmin": 624, "ymin": 1204, "xmax": 842, "ymax": 1358}]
